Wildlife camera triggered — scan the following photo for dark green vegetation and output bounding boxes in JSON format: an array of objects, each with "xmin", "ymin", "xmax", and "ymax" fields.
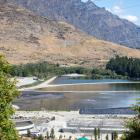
[
  {"xmin": 0, "ymin": 55, "xmax": 19, "ymax": 140},
  {"xmin": 11, "ymin": 62, "xmax": 90, "ymax": 78},
  {"xmin": 11, "ymin": 56, "xmax": 140, "ymax": 80},
  {"xmin": 121, "ymin": 99, "xmax": 140, "ymax": 140},
  {"xmin": 90, "ymin": 68, "xmax": 125, "ymax": 79},
  {"xmin": 11, "ymin": 61, "xmax": 125, "ymax": 80},
  {"xmin": 107, "ymin": 56, "xmax": 140, "ymax": 79}
]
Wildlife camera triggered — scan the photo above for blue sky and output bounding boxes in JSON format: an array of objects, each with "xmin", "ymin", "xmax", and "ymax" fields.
[{"xmin": 81, "ymin": 0, "xmax": 140, "ymax": 25}]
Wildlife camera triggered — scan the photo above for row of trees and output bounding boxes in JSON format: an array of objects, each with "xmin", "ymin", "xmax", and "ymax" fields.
[
  {"xmin": 26, "ymin": 127, "xmax": 118, "ymax": 140},
  {"xmin": 94, "ymin": 128, "xmax": 118, "ymax": 140},
  {"xmin": 11, "ymin": 61, "xmax": 124, "ymax": 80},
  {"xmin": 91, "ymin": 68, "xmax": 124, "ymax": 79},
  {"xmin": 106, "ymin": 56, "xmax": 140, "ymax": 79},
  {"xmin": 10, "ymin": 62, "xmax": 90, "ymax": 79}
]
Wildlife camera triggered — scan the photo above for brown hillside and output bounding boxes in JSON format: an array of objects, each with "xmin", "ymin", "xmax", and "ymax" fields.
[{"xmin": 1, "ymin": 3, "xmax": 140, "ymax": 67}]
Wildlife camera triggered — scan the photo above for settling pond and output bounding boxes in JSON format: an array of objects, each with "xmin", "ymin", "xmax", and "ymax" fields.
[{"xmin": 15, "ymin": 77, "xmax": 140, "ymax": 111}]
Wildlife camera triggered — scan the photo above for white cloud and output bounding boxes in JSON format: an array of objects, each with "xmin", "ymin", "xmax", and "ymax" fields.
[
  {"xmin": 112, "ymin": 6, "xmax": 122, "ymax": 14},
  {"xmin": 122, "ymin": 15, "xmax": 138, "ymax": 23},
  {"xmin": 81, "ymin": 0, "xmax": 88, "ymax": 3},
  {"xmin": 109, "ymin": 5, "xmax": 138, "ymax": 24},
  {"xmin": 106, "ymin": 8, "xmax": 111, "ymax": 12},
  {"xmin": 81, "ymin": 1, "xmax": 139, "ymax": 24}
]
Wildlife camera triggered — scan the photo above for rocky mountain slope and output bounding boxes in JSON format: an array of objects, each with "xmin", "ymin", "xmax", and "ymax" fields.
[
  {"xmin": 6, "ymin": 0, "xmax": 140, "ymax": 49},
  {"xmin": 1, "ymin": 3, "xmax": 140, "ymax": 67}
]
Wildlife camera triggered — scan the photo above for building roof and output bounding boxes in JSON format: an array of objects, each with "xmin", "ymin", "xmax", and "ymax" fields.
[{"xmin": 78, "ymin": 137, "xmax": 89, "ymax": 140}]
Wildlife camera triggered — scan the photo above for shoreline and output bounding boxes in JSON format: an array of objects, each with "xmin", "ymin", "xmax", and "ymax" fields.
[
  {"xmin": 15, "ymin": 106, "xmax": 136, "ymax": 116},
  {"xmin": 48, "ymin": 81, "xmax": 140, "ymax": 87},
  {"xmin": 19, "ymin": 76, "xmax": 57, "ymax": 91},
  {"xmin": 33, "ymin": 90, "xmax": 140, "ymax": 93},
  {"xmin": 14, "ymin": 110, "xmax": 135, "ymax": 118},
  {"xmin": 19, "ymin": 76, "xmax": 140, "ymax": 91}
]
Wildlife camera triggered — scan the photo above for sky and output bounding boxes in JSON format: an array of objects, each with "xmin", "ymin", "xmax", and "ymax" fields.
[{"xmin": 81, "ymin": 0, "xmax": 140, "ymax": 25}]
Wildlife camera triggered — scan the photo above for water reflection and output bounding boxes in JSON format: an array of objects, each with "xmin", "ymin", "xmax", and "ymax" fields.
[
  {"xmin": 15, "ymin": 78, "xmax": 140, "ymax": 111},
  {"xmin": 15, "ymin": 91, "xmax": 140, "ymax": 111}
]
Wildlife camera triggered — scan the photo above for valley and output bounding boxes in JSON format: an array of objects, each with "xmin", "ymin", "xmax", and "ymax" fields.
[{"xmin": 0, "ymin": 1, "xmax": 140, "ymax": 140}]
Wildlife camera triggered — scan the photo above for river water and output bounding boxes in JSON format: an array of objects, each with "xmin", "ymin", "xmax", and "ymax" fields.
[{"xmin": 15, "ymin": 77, "xmax": 140, "ymax": 111}]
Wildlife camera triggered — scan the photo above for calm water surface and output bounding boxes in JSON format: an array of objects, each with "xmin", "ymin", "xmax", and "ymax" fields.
[
  {"xmin": 51, "ymin": 77, "xmax": 130, "ymax": 85},
  {"xmin": 15, "ymin": 77, "xmax": 140, "ymax": 111}
]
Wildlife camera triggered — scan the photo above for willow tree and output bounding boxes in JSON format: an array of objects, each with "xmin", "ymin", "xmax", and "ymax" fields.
[
  {"xmin": 0, "ymin": 55, "xmax": 20, "ymax": 140},
  {"xmin": 121, "ymin": 99, "xmax": 140, "ymax": 140}
]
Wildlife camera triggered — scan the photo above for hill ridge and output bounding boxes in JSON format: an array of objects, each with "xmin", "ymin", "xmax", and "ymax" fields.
[
  {"xmin": 1, "ymin": 3, "xmax": 140, "ymax": 67},
  {"xmin": 6, "ymin": 0, "xmax": 140, "ymax": 49}
]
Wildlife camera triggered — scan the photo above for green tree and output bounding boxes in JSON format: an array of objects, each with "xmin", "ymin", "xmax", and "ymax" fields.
[
  {"xmin": 0, "ymin": 55, "xmax": 20, "ymax": 140},
  {"xmin": 97, "ymin": 128, "xmax": 100, "ymax": 139},
  {"xmin": 38, "ymin": 134, "xmax": 44, "ymax": 140},
  {"xmin": 68, "ymin": 136, "xmax": 72, "ymax": 140},
  {"xmin": 50, "ymin": 128, "xmax": 55, "ymax": 139},
  {"xmin": 59, "ymin": 134, "xmax": 63, "ymax": 140},
  {"xmin": 106, "ymin": 56, "xmax": 140, "ymax": 79},
  {"xmin": 94, "ymin": 128, "xmax": 97, "ymax": 140},
  {"xmin": 121, "ymin": 99, "xmax": 140, "ymax": 140},
  {"xmin": 114, "ymin": 131, "xmax": 118, "ymax": 140},
  {"xmin": 46, "ymin": 131, "xmax": 50, "ymax": 139},
  {"xmin": 27, "ymin": 129, "xmax": 31, "ymax": 137},
  {"xmin": 106, "ymin": 134, "xmax": 109, "ymax": 140}
]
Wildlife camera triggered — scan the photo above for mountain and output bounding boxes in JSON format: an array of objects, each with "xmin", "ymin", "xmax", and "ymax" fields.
[
  {"xmin": 6, "ymin": 0, "xmax": 140, "ymax": 49},
  {"xmin": 1, "ymin": 3, "xmax": 140, "ymax": 67}
]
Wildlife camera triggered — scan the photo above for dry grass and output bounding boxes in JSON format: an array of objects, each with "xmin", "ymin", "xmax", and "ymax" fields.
[{"xmin": 1, "ymin": 3, "xmax": 140, "ymax": 67}]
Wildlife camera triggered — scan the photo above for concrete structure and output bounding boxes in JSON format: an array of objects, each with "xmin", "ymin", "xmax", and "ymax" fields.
[
  {"xmin": 14, "ymin": 111, "xmax": 132, "ymax": 139},
  {"xmin": 60, "ymin": 118, "xmax": 127, "ymax": 135},
  {"xmin": 14, "ymin": 120, "xmax": 34, "ymax": 135}
]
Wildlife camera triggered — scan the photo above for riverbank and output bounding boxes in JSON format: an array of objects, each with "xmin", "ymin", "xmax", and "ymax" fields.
[
  {"xmin": 18, "ymin": 75, "xmax": 140, "ymax": 91},
  {"xmin": 19, "ymin": 76, "xmax": 57, "ymax": 91},
  {"xmin": 18, "ymin": 77, "xmax": 140, "ymax": 91}
]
